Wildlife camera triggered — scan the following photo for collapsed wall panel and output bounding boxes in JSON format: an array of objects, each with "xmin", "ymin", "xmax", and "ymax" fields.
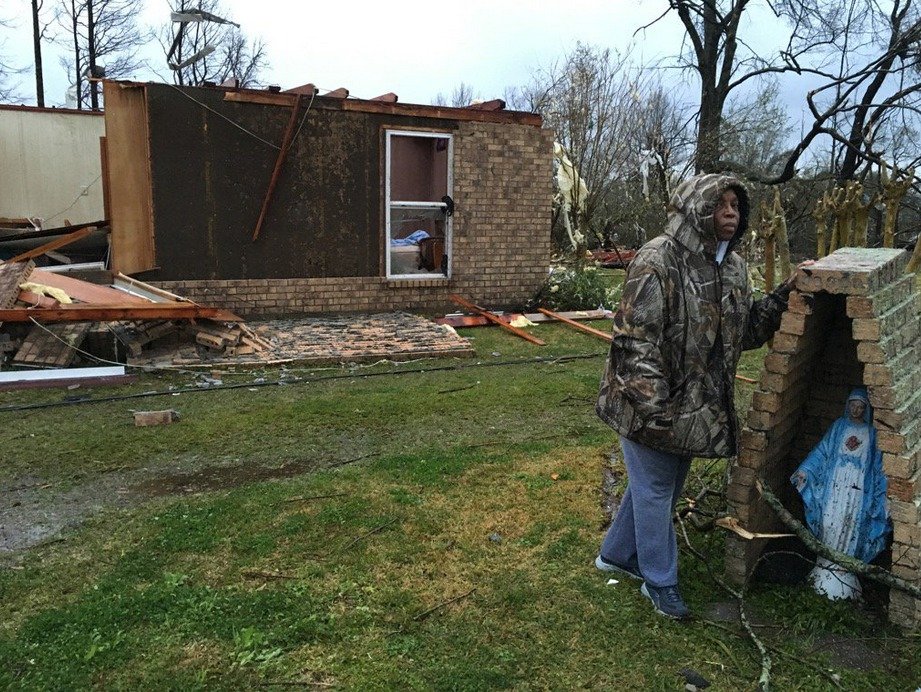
[
  {"xmin": 0, "ymin": 105, "xmax": 104, "ymax": 224},
  {"xmin": 103, "ymin": 82, "xmax": 155, "ymax": 275}
]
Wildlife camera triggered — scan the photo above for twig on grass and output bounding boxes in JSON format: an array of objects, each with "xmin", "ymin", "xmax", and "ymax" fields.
[
  {"xmin": 412, "ymin": 587, "xmax": 477, "ymax": 622},
  {"xmin": 677, "ymin": 512, "xmax": 844, "ymax": 690},
  {"xmin": 338, "ymin": 518, "xmax": 398, "ymax": 553},
  {"xmin": 241, "ymin": 569, "xmax": 299, "ymax": 581},
  {"xmin": 677, "ymin": 514, "xmax": 773, "ymax": 690},
  {"xmin": 282, "ymin": 492, "xmax": 347, "ymax": 504},
  {"xmin": 437, "ymin": 382, "xmax": 479, "ymax": 394},
  {"xmin": 703, "ymin": 619, "xmax": 842, "ymax": 688},
  {"xmin": 388, "ymin": 587, "xmax": 477, "ymax": 636},
  {"xmin": 326, "ymin": 452, "xmax": 378, "ymax": 469}
]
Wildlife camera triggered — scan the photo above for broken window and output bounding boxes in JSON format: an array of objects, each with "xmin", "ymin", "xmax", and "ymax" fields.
[{"xmin": 385, "ymin": 131, "xmax": 452, "ymax": 278}]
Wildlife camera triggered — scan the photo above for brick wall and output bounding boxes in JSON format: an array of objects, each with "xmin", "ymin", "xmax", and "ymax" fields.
[
  {"xmin": 153, "ymin": 122, "xmax": 554, "ymax": 316},
  {"xmin": 726, "ymin": 248, "xmax": 921, "ymax": 629}
]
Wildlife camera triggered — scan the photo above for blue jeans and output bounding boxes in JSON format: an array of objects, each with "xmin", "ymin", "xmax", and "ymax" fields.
[{"xmin": 599, "ymin": 436, "xmax": 692, "ymax": 587}]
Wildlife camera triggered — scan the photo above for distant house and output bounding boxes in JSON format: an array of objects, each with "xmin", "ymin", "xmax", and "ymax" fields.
[
  {"xmin": 0, "ymin": 105, "xmax": 105, "ymax": 226},
  {"xmin": 102, "ymin": 80, "xmax": 553, "ymax": 316}
]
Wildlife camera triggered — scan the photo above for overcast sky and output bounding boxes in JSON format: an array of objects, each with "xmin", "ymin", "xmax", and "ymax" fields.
[{"xmin": 0, "ymin": 0, "xmax": 793, "ymax": 110}]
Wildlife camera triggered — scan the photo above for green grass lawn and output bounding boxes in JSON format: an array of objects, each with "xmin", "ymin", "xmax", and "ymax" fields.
[{"xmin": 0, "ymin": 319, "xmax": 917, "ymax": 689}]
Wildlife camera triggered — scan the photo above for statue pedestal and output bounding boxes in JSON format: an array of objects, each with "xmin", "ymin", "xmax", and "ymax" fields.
[{"xmin": 810, "ymin": 557, "xmax": 861, "ymax": 601}]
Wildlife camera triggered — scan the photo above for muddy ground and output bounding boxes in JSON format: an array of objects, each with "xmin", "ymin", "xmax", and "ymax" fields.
[{"xmin": 0, "ymin": 453, "xmax": 359, "ymax": 564}]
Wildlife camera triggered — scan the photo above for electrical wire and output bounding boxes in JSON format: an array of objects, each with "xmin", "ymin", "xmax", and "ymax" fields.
[
  {"xmin": 0, "ymin": 352, "xmax": 604, "ymax": 413},
  {"xmin": 167, "ymin": 83, "xmax": 282, "ymax": 150},
  {"xmin": 44, "ymin": 175, "xmax": 103, "ymax": 224}
]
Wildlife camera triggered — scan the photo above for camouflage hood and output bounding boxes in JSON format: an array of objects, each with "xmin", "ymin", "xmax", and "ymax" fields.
[
  {"xmin": 596, "ymin": 173, "xmax": 786, "ymax": 458},
  {"xmin": 666, "ymin": 173, "xmax": 750, "ymax": 259}
]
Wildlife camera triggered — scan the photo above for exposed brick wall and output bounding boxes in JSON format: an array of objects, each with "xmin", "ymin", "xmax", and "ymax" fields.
[
  {"xmin": 153, "ymin": 122, "xmax": 554, "ymax": 316},
  {"xmin": 726, "ymin": 248, "xmax": 921, "ymax": 629}
]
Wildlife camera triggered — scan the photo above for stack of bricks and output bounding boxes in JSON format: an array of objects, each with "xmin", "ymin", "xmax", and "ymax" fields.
[
  {"xmin": 726, "ymin": 247, "xmax": 921, "ymax": 629},
  {"xmin": 153, "ymin": 122, "xmax": 555, "ymax": 318}
]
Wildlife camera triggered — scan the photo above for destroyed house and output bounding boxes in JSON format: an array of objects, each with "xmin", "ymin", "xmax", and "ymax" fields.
[{"xmin": 102, "ymin": 80, "xmax": 553, "ymax": 317}]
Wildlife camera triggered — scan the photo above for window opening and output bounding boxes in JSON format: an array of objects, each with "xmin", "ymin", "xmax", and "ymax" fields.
[{"xmin": 385, "ymin": 131, "xmax": 453, "ymax": 278}]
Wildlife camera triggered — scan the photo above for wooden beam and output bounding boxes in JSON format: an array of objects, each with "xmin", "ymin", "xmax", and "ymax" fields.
[
  {"xmin": 222, "ymin": 90, "xmax": 543, "ymax": 127},
  {"xmin": 283, "ymin": 83, "xmax": 317, "ymax": 96},
  {"xmin": 537, "ymin": 308, "xmax": 612, "ymax": 342},
  {"xmin": 449, "ymin": 294, "xmax": 545, "ymax": 346},
  {"xmin": 0, "ymin": 219, "xmax": 107, "ymax": 243},
  {"xmin": 466, "ymin": 99, "xmax": 505, "ymax": 111},
  {"xmin": 3, "ymin": 227, "xmax": 95, "ymax": 264},
  {"xmin": 252, "ymin": 94, "xmax": 303, "ymax": 241},
  {"xmin": 0, "ymin": 304, "xmax": 242, "ymax": 322}
]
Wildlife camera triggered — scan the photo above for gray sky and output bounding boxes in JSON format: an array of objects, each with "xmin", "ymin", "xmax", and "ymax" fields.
[{"xmin": 0, "ymin": 0, "xmax": 780, "ymax": 108}]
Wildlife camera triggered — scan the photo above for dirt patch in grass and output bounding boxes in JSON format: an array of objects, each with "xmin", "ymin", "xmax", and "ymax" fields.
[{"xmin": 0, "ymin": 455, "xmax": 362, "ymax": 560}]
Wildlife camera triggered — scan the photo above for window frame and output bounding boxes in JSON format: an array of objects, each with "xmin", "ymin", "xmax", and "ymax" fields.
[{"xmin": 384, "ymin": 129, "xmax": 454, "ymax": 279}]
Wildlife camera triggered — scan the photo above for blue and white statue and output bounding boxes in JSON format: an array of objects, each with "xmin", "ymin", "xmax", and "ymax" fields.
[{"xmin": 791, "ymin": 388, "xmax": 891, "ymax": 600}]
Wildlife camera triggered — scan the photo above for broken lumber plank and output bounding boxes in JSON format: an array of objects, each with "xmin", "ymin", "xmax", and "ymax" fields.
[
  {"xmin": 0, "ymin": 305, "xmax": 243, "ymax": 322},
  {"xmin": 537, "ymin": 307, "xmax": 612, "ymax": 342},
  {"xmin": 193, "ymin": 323, "xmax": 242, "ymax": 343},
  {"xmin": 2, "ymin": 226, "xmax": 94, "ymax": 264},
  {"xmin": 449, "ymin": 294, "xmax": 545, "ymax": 346},
  {"xmin": 252, "ymin": 93, "xmax": 304, "ymax": 241}
]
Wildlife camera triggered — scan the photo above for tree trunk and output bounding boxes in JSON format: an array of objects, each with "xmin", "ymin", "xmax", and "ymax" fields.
[
  {"xmin": 87, "ymin": 0, "xmax": 98, "ymax": 110},
  {"xmin": 31, "ymin": 0, "xmax": 44, "ymax": 107},
  {"xmin": 71, "ymin": 0, "xmax": 82, "ymax": 109}
]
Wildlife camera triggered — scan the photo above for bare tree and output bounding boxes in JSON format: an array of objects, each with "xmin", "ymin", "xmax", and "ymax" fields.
[
  {"xmin": 56, "ymin": 0, "xmax": 148, "ymax": 109},
  {"xmin": 0, "ymin": 13, "xmax": 23, "ymax": 102},
  {"xmin": 511, "ymin": 44, "xmax": 654, "ymax": 248},
  {"xmin": 719, "ymin": 81, "xmax": 791, "ymax": 174},
  {"xmin": 432, "ymin": 82, "xmax": 479, "ymax": 107},
  {"xmin": 653, "ymin": 0, "xmax": 921, "ymax": 184},
  {"xmin": 162, "ymin": 0, "xmax": 268, "ymax": 87},
  {"xmin": 31, "ymin": 0, "xmax": 53, "ymax": 107}
]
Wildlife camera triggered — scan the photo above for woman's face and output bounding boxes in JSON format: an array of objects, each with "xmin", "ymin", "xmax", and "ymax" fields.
[{"xmin": 714, "ymin": 189, "xmax": 740, "ymax": 241}]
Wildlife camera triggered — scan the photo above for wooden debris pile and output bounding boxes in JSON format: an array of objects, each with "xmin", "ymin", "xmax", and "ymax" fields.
[{"xmin": 0, "ymin": 254, "xmax": 273, "ymax": 370}]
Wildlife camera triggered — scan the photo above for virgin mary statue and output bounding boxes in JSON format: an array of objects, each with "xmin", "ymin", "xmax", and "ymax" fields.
[{"xmin": 791, "ymin": 388, "xmax": 891, "ymax": 600}]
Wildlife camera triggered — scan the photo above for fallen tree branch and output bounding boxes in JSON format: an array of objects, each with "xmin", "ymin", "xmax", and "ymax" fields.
[
  {"xmin": 756, "ymin": 480, "xmax": 921, "ymax": 599},
  {"xmin": 677, "ymin": 514, "xmax": 773, "ymax": 691}
]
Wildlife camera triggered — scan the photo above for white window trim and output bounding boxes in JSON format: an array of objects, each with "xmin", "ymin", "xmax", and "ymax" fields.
[{"xmin": 385, "ymin": 129, "xmax": 453, "ymax": 279}]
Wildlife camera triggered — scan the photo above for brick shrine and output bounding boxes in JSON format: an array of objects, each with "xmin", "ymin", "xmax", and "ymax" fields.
[{"xmin": 725, "ymin": 247, "xmax": 921, "ymax": 628}]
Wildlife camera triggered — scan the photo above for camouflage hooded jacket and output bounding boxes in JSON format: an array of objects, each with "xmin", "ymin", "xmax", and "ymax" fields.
[{"xmin": 596, "ymin": 173, "xmax": 790, "ymax": 458}]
